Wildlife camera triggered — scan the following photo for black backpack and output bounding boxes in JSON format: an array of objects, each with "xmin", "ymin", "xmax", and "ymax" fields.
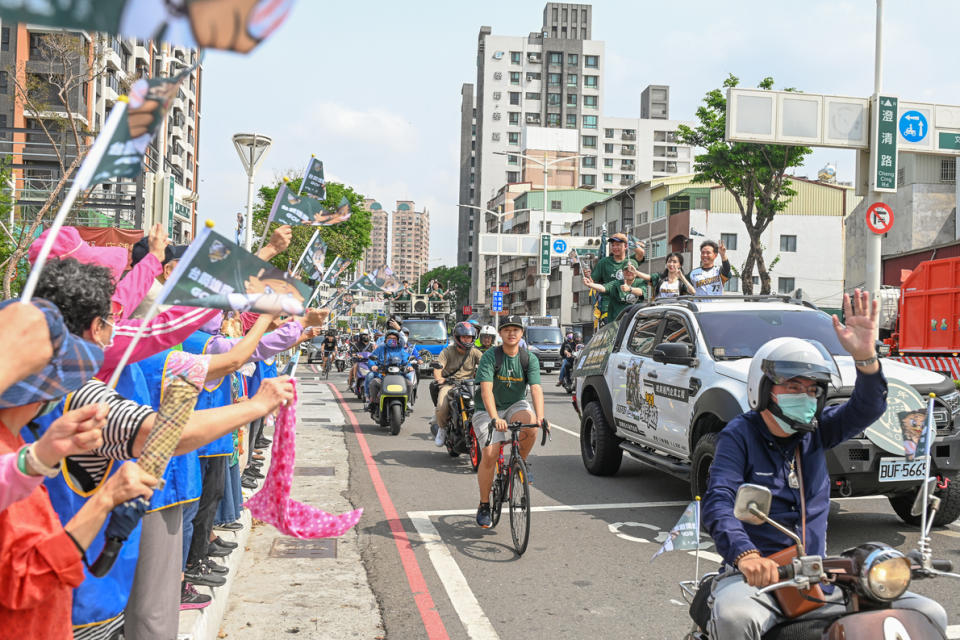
[{"xmin": 493, "ymin": 346, "xmax": 531, "ymax": 385}]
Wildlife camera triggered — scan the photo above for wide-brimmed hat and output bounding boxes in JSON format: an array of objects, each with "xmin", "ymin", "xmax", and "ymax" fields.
[
  {"xmin": 499, "ymin": 315, "xmax": 525, "ymax": 331},
  {"xmin": 0, "ymin": 298, "xmax": 103, "ymax": 408},
  {"xmin": 29, "ymin": 226, "xmax": 128, "ymax": 282}
]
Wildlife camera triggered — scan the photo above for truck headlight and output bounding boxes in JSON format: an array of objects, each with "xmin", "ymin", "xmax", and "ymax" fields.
[{"xmin": 859, "ymin": 546, "xmax": 911, "ymax": 601}]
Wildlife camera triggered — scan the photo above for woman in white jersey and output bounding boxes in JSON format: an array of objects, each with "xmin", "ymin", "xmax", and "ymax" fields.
[{"xmin": 634, "ymin": 253, "xmax": 695, "ymax": 299}]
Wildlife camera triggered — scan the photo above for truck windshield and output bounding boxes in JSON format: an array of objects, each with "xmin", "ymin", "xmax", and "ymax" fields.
[
  {"xmin": 697, "ymin": 310, "xmax": 846, "ymax": 359},
  {"xmin": 404, "ymin": 320, "xmax": 447, "ymax": 345},
  {"xmin": 526, "ymin": 326, "xmax": 562, "ymax": 345}
]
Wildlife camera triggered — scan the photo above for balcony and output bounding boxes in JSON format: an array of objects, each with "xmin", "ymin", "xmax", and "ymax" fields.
[
  {"xmin": 620, "ymin": 146, "xmax": 636, "ymax": 156},
  {"xmin": 621, "ymin": 132, "xmax": 636, "ymax": 141},
  {"xmin": 620, "ymin": 177, "xmax": 633, "ymax": 186},
  {"xmin": 527, "ymin": 52, "xmax": 541, "ymax": 63},
  {"xmin": 525, "ymin": 114, "xmax": 541, "ymax": 125}
]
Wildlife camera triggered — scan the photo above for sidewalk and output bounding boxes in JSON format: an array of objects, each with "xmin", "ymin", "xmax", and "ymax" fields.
[{"xmin": 179, "ymin": 378, "xmax": 383, "ymax": 639}]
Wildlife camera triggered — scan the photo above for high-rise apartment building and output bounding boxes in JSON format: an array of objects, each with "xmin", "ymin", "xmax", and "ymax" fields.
[
  {"xmin": 363, "ymin": 198, "xmax": 389, "ymax": 271},
  {"xmin": 458, "ymin": 2, "xmax": 693, "ymax": 306},
  {"xmin": 0, "ymin": 27, "xmax": 201, "ymax": 241},
  {"xmin": 390, "ymin": 201, "xmax": 430, "ymax": 287}
]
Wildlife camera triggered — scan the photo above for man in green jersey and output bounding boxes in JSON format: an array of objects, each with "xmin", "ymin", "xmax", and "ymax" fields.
[
  {"xmin": 472, "ymin": 316, "xmax": 549, "ymax": 528},
  {"xmin": 589, "ymin": 233, "xmax": 645, "ymax": 326}
]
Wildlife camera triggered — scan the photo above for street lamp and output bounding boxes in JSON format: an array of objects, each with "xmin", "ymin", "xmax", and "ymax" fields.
[
  {"xmin": 460, "ymin": 205, "xmax": 532, "ymax": 330},
  {"xmin": 232, "ymin": 133, "xmax": 272, "ymax": 251},
  {"xmin": 494, "ymin": 151, "xmax": 587, "ymax": 315}
]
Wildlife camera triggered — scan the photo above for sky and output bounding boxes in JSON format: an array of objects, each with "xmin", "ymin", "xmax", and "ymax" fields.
[{"xmin": 197, "ymin": 0, "xmax": 960, "ymax": 265}]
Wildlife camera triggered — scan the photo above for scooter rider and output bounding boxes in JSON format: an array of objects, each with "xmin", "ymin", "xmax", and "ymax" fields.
[
  {"xmin": 702, "ymin": 290, "xmax": 947, "ymax": 639},
  {"xmin": 347, "ymin": 331, "xmax": 372, "ymax": 388},
  {"xmin": 433, "ymin": 322, "xmax": 483, "ymax": 447},
  {"xmin": 556, "ymin": 332, "xmax": 578, "ymax": 387},
  {"xmin": 366, "ymin": 329, "xmax": 415, "ymax": 415},
  {"xmin": 475, "ymin": 325, "xmax": 497, "ymax": 353}
]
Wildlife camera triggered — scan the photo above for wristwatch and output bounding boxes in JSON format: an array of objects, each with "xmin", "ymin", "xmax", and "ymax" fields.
[{"xmin": 854, "ymin": 355, "xmax": 879, "ymax": 367}]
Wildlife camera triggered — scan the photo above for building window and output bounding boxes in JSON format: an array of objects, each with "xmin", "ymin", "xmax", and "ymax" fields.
[
  {"xmin": 1, "ymin": 27, "xmax": 8, "ymax": 52},
  {"xmin": 548, "ymin": 51, "xmax": 563, "ymax": 65},
  {"xmin": 779, "ymin": 235, "xmax": 797, "ymax": 252},
  {"xmin": 941, "ymin": 158, "xmax": 956, "ymax": 183},
  {"xmin": 753, "ymin": 276, "xmax": 760, "ymax": 286},
  {"xmin": 508, "ymin": 112, "xmax": 520, "ymax": 125},
  {"xmin": 778, "ymin": 277, "xmax": 796, "ymax": 294},
  {"xmin": 551, "ymin": 200, "xmax": 562, "ymax": 210},
  {"xmin": 582, "ymin": 135, "xmax": 597, "ymax": 148},
  {"xmin": 583, "ymin": 95, "xmax": 598, "ymax": 109},
  {"xmin": 567, "ymin": 73, "xmax": 577, "ymax": 87},
  {"xmin": 510, "ymin": 71, "xmax": 520, "ymax": 85},
  {"xmin": 720, "ymin": 233, "xmax": 738, "ymax": 251},
  {"xmin": 564, "ymin": 113, "xmax": 576, "ymax": 128},
  {"xmin": 509, "ymin": 92, "xmax": 520, "ymax": 105},
  {"xmin": 584, "ymin": 75, "xmax": 598, "ymax": 89},
  {"xmin": 525, "ymin": 92, "xmax": 540, "ymax": 100},
  {"xmin": 724, "ymin": 276, "xmax": 740, "ymax": 293},
  {"xmin": 582, "ymin": 156, "xmax": 596, "ymax": 168},
  {"xmin": 603, "ymin": 158, "xmax": 613, "ymax": 168},
  {"xmin": 507, "ymin": 171, "xmax": 519, "ymax": 183},
  {"xmin": 567, "ymin": 93, "xmax": 577, "ymax": 107},
  {"xmin": 548, "ymin": 73, "xmax": 561, "ymax": 86},
  {"xmin": 525, "ymin": 112, "xmax": 540, "ymax": 125},
  {"xmin": 526, "ymin": 71, "xmax": 541, "ymax": 81},
  {"xmin": 547, "ymin": 92, "xmax": 561, "ymax": 106},
  {"xmin": 603, "ymin": 173, "xmax": 613, "ymax": 183},
  {"xmin": 507, "ymin": 154, "xmax": 518, "ymax": 165},
  {"xmin": 653, "ymin": 200, "xmax": 667, "ymax": 220},
  {"xmin": 604, "ymin": 128, "xmax": 614, "ymax": 138},
  {"xmin": 567, "ymin": 53, "xmax": 578, "ymax": 66},
  {"xmin": 547, "ymin": 113, "xmax": 561, "ymax": 128},
  {"xmin": 604, "ymin": 143, "xmax": 614, "ymax": 153},
  {"xmin": 510, "ymin": 51, "xmax": 522, "ymax": 65},
  {"xmin": 649, "ymin": 237, "xmax": 666, "ymax": 258},
  {"xmin": 639, "ymin": 211, "xmax": 649, "ymax": 224},
  {"xmin": 0, "ymin": 71, "xmax": 6, "ymax": 94},
  {"xmin": 585, "ymin": 55, "xmax": 599, "ymax": 68},
  {"xmin": 581, "ymin": 174, "xmax": 596, "ymax": 187},
  {"xmin": 583, "ymin": 115, "xmax": 598, "ymax": 129},
  {"xmin": 508, "ymin": 132, "xmax": 520, "ymax": 145}
]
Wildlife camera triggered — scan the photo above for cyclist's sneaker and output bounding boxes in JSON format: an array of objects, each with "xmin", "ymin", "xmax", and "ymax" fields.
[
  {"xmin": 476, "ymin": 502, "xmax": 492, "ymax": 528},
  {"xmin": 434, "ymin": 427, "xmax": 446, "ymax": 447}
]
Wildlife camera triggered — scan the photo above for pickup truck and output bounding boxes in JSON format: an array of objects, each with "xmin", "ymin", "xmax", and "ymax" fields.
[{"xmin": 573, "ymin": 296, "xmax": 960, "ymax": 525}]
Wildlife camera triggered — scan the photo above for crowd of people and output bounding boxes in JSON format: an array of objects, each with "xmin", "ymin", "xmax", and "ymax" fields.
[{"xmin": 0, "ymin": 223, "xmax": 327, "ymax": 639}]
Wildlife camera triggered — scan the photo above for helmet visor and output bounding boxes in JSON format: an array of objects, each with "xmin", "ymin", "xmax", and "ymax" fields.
[{"xmin": 760, "ymin": 340, "xmax": 841, "ymax": 390}]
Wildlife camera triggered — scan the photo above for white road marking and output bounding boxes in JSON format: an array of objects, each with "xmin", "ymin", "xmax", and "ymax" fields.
[
  {"xmin": 548, "ymin": 422, "xmax": 580, "ymax": 438},
  {"xmin": 670, "ymin": 599, "xmax": 686, "ymax": 607},
  {"xmin": 608, "ymin": 521, "xmax": 659, "ymax": 543},
  {"xmin": 412, "ymin": 500, "xmax": 689, "ymax": 518}
]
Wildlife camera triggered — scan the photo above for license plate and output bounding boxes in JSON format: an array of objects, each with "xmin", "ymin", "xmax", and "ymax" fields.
[
  {"xmin": 544, "ymin": 363, "xmax": 553, "ymax": 370},
  {"xmin": 878, "ymin": 457, "xmax": 928, "ymax": 482}
]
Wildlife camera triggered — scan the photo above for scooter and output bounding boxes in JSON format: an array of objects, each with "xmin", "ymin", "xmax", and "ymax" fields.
[
  {"xmin": 685, "ymin": 480, "xmax": 958, "ymax": 639},
  {"xmin": 370, "ymin": 355, "xmax": 416, "ymax": 435},
  {"xmin": 335, "ymin": 350, "xmax": 347, "ymax": 373},
  {"xmin": 430, "ymin": 363, "xmax": 482, "ymax": 471},
  {"xmin": 353, "ymin": 351, "xmax": 372, "ymax": 402}
]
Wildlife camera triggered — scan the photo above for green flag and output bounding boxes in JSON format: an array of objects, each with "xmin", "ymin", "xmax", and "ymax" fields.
[
  {"xmin": 158, "ymin": 225, "xmax": 311, "ymax": 315},
  {"xmin": 267, "ymin": 183, "xmax": 329, "ymax": 226},
  {"xmin": 651, "ymin": 500, "xmax": 701, "ymax": 561},
  {"xmin": 299, "ymin": 157, "xmax": 326, "ymax": 198},
  {"xmin": 301, "ymin": 234, "xmax": 329, "ymax": 281},
  {"xmin": 321, "ymin": 256, "xmax": 351, "ymax": 286},
  {"xmin": 372, "ymin": 266, "xmax": 402, "ymax": 293}
]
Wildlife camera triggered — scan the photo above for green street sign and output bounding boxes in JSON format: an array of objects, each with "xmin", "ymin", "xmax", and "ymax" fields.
[
  {"xmin": 539, "ymin": 233, "xmax": 551, "ymax": 275},
  {"xmin": 938, "ymin": 131, "xmax": 960, "ymax": 152},
  {"xmin": 872, "ymin": 95, "xmax": 898, "ymax": 192}
]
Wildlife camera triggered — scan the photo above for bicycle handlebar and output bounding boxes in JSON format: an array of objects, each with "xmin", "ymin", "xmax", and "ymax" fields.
[{"xmin": 487, "ymin": 419, "xmax": 551, "ymax": 445}]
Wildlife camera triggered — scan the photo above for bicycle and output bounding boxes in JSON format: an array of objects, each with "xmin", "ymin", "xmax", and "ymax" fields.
[
  {"xmin": 486, "ymin": 419, "xmax": 550, "ymax": 556},
  {"xmin": 322, "ymin": 351, "xmax": 334, "ymax": 379}
]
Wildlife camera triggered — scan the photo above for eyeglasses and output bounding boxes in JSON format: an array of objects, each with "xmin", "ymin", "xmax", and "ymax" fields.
[{"xmin": 777, "ymin": 381, "xmax": 824, "ymax": 398}]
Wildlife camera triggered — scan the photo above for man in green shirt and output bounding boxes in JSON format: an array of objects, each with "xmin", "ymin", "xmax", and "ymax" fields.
[
  {"xmin": 589, "ymin": 233, "xmax": 645, "ymax": 325},
  {"xmin": 582, "ymin": 262, "xmax": 645, "ymax": 323},
  {"xmin": 472, "ymin": 316, "xmax": 549, "ymax": 528}
]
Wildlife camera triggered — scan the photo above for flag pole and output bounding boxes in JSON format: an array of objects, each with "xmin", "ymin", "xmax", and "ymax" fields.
[
  {"xmin": 291, "ymin": 228, "xmax": 319, "ymax": 277},
  {"xmin": 694, "ymin": 496, "xmax": 702, "ymax": 583},
  {"xmin": 919, "ymin": 393, "xmax": 936, "ymax": 565},
  {"xmin": 21, "ymin": 100, "xmax": 129, "ymax": 303},
  {"xmin": 258, "ymin": 179, "xmax": 290, "ymax": 251}
]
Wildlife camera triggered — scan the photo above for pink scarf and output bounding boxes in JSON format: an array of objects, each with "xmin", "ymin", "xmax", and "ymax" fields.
[{"xmin": 244, "ymin": 380, "xmax": 362, "ymax": 538}]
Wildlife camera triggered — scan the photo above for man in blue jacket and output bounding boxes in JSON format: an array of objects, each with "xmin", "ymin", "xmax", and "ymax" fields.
[
  {"xmin": 703, "ymin": 290, "xmax": 947, "ymax": 639},
  {"xmin": 366, "ymin": 329, "xmax": 415, "ymax": 414}
]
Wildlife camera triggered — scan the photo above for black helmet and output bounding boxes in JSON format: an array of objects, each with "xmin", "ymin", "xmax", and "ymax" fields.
[
  {"xmin": 453, "ymin": 321, "xmax": 477, "ymax": 339},
  {"xmin": 326, "ymin": 329, "xmax": 336, "ymax": 337}
]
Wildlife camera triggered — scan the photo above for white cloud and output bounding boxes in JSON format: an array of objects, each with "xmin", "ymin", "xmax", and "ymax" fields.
[{"xmin": 295, "ymin": 103, "xmax": 418, "ymax": 151}]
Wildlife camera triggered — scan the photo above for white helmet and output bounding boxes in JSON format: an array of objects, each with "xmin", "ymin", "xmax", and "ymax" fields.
[
  {"xmin": 747, "ymin": 338, "xmax": 841, "ymax": 428},
  {"xmin": 479, "ymin": 325, "xmax": 497, "ymax": 338}
]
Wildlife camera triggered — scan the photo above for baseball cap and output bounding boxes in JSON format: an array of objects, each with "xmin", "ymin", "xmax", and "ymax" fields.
[
  {"xmin": 0, "ymin": 299, "xmax": 104, "ymax": 408},
  {"xmin": 131, "ymin": 237, "xmax": 188, "ymax": 267},
  {"xmin": 609, "ymin": 233, "xmax": 628, "ymax": 243},
  {"xmin": 29, "ymin": 226, "xmax": 129, "ymax": 282},
  {"xmin": 499, "ymin": 315, "xmax": 525, "ymax": 331}
]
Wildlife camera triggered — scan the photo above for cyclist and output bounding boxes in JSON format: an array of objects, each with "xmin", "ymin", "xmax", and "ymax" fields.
[
  {"xmin": 433, "ymin": 322, "xmax": 482, "ymax": 447},
  {"xmin": 472, "ymin": 315, "xmax": 548, "ymax": 528},
  {"xmin": 556, "ymin": 331, "xmax": 578, "ymax": 387},
  {"xmin": 366, "ymin": 328, "xmax": 415, "ymax": 415},
  {"xmin": 320, "ymin": 329, "xmax": 337, "ymax": 373},
  {"xmin": 475, "ymin": 325, "xmax": 497, "ymax": 353}
]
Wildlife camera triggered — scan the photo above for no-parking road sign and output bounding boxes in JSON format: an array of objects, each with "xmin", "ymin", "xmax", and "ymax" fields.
[{"xmin": 866, "ymin": 202, "xmax": 894, "ymax": 235}]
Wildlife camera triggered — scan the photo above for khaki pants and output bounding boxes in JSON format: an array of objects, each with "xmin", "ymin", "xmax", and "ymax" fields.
[{"xmin": 435, "ymin": 384, "xmax": 455, "ymax": 428}]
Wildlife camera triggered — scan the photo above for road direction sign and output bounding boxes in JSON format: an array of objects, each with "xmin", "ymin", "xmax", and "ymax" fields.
[
  {"xmin": 491, "ymin": 290, "xmax": 503, "ymax": 312},
  {"xmin": 899, "ymin": 110, "xmax": 928, "ymax": 143},
  {"xmin": 939, "ymin": 131, "xmax": 960, "ymax": 152},
  {"xmin": 872, "ymin": 96, "xmax": 898, "ymax": 192},
  {"xmin": 866, "ymin": 202, "xmax": 894, "ymax": 235},
  {"xmin": 552, "ymin": 238, "xmax": 567, "ymax": 254},
  {"xmin": 539, "ymin": 234, "xmax": 552, "ymax": 275}
]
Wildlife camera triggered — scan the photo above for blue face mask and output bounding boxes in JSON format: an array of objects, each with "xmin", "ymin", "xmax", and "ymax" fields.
[
  {"xmin": 386, "ymin": 339, "xmax": 398, "ymax": 348},
  {"xmin": 772, "ymin": 393, "xmax": 819, "ymax": 434}
]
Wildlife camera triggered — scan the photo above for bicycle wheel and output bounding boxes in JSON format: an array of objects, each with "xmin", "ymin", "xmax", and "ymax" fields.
[
  {"xmin": 509, "ymin": 458, "xmax": 531, "ymax": 555},
  {"xmin": 490, "ymin": 468, "xmax": 504, "ymax": 528},
  {"xmin": 468, "ymin": 425, "xmax": 481, "ymax": 472}
]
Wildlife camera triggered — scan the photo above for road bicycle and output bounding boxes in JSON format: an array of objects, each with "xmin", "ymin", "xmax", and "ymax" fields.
[
  {"xmin": 486, "ymin": 419, "xmax": 549, "ymax": 556},
  {"xmin": 321, "ymin": 351, "xmax": 334, "ymax": 379}
]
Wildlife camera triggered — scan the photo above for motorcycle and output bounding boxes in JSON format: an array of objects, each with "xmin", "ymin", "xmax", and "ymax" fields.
[
  {"xmin": 369, "ymin": 355, "xmax": 416, "ymax": 435},
  {"xmin": 353, "ymin": 351, "xmax": 372, "ymax": 402},
  {"xmin": 559, "ymin": 344, "xmax": 583, "ymax": 395},
  {"xmin": 685, "ymin": 480, "xmax": 957, "ymax": 639},
  {"xmin": 335, "ymin": 350, "xmax": 347, "ymax": 373},
  {"xmin": 430, "ymin": 363, "xmax": 482, "ymax": 471}
]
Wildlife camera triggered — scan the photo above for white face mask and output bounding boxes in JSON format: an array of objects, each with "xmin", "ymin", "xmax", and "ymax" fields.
[{"xmin": 96, "ymin": 318, "xmax": 116, "ymax": 349}]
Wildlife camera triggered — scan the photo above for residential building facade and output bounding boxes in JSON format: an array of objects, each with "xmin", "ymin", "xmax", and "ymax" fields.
[
  {"xmin": 390, "ymin": 201, "xmax": 430, "ymax": 286},
  {"xmin": 363, "ymin": 198, "xmax": 389, "ymax": 272}
]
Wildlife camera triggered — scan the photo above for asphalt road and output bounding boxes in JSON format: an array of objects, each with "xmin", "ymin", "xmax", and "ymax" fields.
[{"xmin": 302, "ymin": 367, "xmax": 960, "ymax": 639}]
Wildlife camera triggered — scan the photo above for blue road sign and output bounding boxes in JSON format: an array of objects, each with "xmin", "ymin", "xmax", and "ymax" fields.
[
  {"xmin": 553, "ymin": 238, "xmax": 567, "ymax": 253},
  {"xmin": 899, "ymin": 110, "xmax": 928, "ymax": 143},
  {"xmin": 492, "ymin": 291, "xmax": 503, "ymax": 312}
]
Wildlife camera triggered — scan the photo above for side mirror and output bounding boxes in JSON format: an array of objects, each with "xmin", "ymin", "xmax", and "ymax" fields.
[
  {"xmin": 652, "ymin": 342, "xmax": 695, "ymax": 366},
  {"xmin": 733, "ymin": 484, "xmax": 773, "ymax": 526}
]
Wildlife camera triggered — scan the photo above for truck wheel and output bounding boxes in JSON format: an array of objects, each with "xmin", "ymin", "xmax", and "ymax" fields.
[
  {"xmin": 580, "ymin": 401, "xmax": 622, "ymax": 476},
  {"xmin": 888, "ymin": 472, "xmax": 960, "ymax": 526},
  {"xmin": 690, "ymin": 433, "xmax": 719, "ymax": 500}
]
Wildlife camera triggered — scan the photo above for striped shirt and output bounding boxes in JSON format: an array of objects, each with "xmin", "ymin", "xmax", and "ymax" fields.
[{"xmin": 64, "ymin": 381, "xmax": 155, "ymax": 490}]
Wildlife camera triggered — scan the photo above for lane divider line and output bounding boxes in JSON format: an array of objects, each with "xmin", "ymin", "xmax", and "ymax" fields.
[{"xmin": 327, "ymin": 383, "xmax": 450, "ymax": 640}]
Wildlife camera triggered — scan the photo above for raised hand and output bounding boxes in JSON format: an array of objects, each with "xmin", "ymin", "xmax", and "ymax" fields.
[
  {"xmin": 268, "ymin": 225, "xmax": 293, "ymax": 255},
  {"xmin": 832, "ymin": 289, "xmax": 879, "ymax": 361},
  {"xmin": 719, "ymin": 243, "xmax": 727, "ymax": 261},
  {"xmin": 252, "ymin": 375, "xmax": 295, "ymax": 413},
  {"xmin": 148, "ymin": 223, "xmax": 169, "ymax": 262},
  {"xmin": 101, "ymin": 461, "xmax": 158, "ymax": 507}
]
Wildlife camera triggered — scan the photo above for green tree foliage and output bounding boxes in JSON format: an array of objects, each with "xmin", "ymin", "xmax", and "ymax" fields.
[
  {"xmin": 251, "ymin": 175, "xmax": 372, "ymax": 277},
  {"xmin": 677, "ymin": 74, "xmax": 811, "ymax": 294},
  {"xmin": 418, "ymin": 264, "xmax": 470, "ymax": 308}
]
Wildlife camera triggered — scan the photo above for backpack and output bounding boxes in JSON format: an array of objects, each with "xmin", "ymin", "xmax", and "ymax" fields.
[{"xmin": 494, "ymin": 346, "xmax": 531, "ymax": 385}]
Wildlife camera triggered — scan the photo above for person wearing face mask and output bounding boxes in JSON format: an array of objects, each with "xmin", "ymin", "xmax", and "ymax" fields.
[
  {"xmin": 366, "ymin": 329, "xmax": 415, "ymax": 415},
  {"xmin": 702, "ymin": 290, "xmax": 947, "ymax": 639}
]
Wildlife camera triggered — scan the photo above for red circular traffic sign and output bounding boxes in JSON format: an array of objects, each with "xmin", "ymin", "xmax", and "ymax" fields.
[{"xmin": 866, "ymin": 202, "xmax": 894, "ymax": 234}]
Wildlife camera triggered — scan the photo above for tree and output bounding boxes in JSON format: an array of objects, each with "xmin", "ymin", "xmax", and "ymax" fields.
[
  {"xmin": 3, "ymin": 32, "xmax": 110, "ymax": 298},
  {"xmin": 251, "ymin": 175, "xmax": 372, "ymax": 277},
  {"xmin": 676, "ymin": 75, "xmax": 811, "ymax": 295},
  {"xmin": 418, "ymin": 264, "xmax": 470, "ymax": 308}
]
